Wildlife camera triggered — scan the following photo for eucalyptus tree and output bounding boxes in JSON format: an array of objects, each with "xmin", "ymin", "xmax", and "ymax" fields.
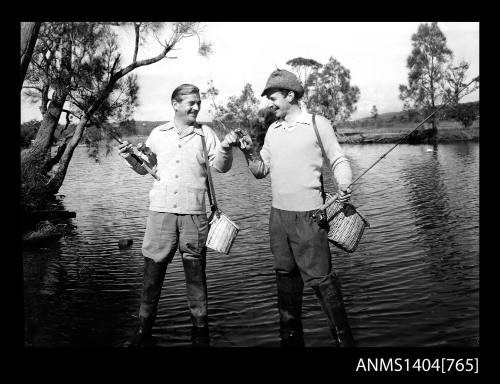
[
  {"xmin": 305, "ymin": 56, "xmax": 360, "ymax": 123},
  {"xmin": 21, "ymin": 22, "xmax": 207, "ymax": 211},
  {"xmin": 443, "ymin": 61, "xmax": 479, "ymax": 128},
  {"xmin": 399, "ymin": 22, "xmax": 453, "ymax": 137},
  {"xmin": 444, "ymin": 61, "xmax": 478, "ymax": 104},
  {"xmin": 286, "ymin": 57, "xmax": 322, "ymax": 103},
  {"xmin": 213, "ymin": 83, "xmax": 260, "ymax": 131},
  {"xmin": 201, "ymin": 80, "xmax": 228, "ymax": 133}
]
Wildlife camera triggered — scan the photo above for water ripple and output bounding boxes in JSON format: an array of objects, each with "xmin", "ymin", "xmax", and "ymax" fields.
[{"xmin": 23, "ymin": 142, "xmax": 479, "ymax": 347}]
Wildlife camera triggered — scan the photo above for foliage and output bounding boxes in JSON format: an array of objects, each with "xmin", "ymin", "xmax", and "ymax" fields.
[
  {"xmin": 443, "ymin": 61, "xmax": 479, "ymax": 128},
  {"xmin": 251, "ymin": 106, "xmax": 278, "ymax": 148},
  {"xmin": 207, "ymin": 82, "xmax": 261, "ymax": 132},
  {"xmin": 227, "ymin": 83, "xmax": 260, "ymax": 128},
  {"xmin": 201, "ymin": 80, "xmax": 228, "ymax": 133},
  {"xmin": 24, "ymin": 22, "xmax": 141, "ymax": 158},
  {"xmin": 305, "ymin": 56, "xmax": 360, "ymax": 122},
  {"xmin": 21, "ymin": 21, "xmax": 207, "ymax": 210},
  {"xmin": 399, "ymin": 22, "xmax": 453, "ymax": 115},
  {"xmin": 286, "ymin": 57, "xmax": 322, "ymax": 103},
  {"xmin": 444, "ymin": 61, "xmax": 477, "ymax": 103},
  {"xmin": 21, "ymin": 119, "xmax": 41, "ymax": 148},
  {"xmin": 446, "ymin": 102, "xmax": 479, "ymax": 128}
]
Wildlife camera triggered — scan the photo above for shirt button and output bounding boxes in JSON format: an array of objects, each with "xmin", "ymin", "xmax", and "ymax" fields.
[
  {"xmin": 176, "ymin": 160, "xmax": 180, "ymax": 163},
  {"xmin": 178, "ymin": 144, "xmax": 181, "ymax": 148},
  {"xmin": 173, "ymin": 204, "xmax": 177, "ymax": 208},
  {"xmin": 175, "ymin": 175, "xmax": 178, "ymax": 178}
]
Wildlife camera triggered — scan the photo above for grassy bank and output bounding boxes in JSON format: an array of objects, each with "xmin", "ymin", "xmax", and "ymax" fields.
[
  {"xmin": 336, "ymin": 119, "xmax": 479, "ymax": 144},
  {"xmin": 128, "ymin": 119, "xmax": 479, "ymax": 147}
]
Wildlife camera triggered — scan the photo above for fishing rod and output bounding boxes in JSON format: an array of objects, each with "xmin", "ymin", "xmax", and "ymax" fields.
[
  {"xmin": 318, "ymin": 75, "xmax": 479, "ymax": 212},
  {"xmin": 108, "ymin": 131, "xmax": 160, "ymax": 181}
]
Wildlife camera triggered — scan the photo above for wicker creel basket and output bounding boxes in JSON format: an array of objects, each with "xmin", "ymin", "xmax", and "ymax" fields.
[
  {"xmin": 324, "ymin": 193, "xmax": 370, "ymax": 253},
  {"xmin": 206, "ymin": 210, "xmax": 239, "ymax": 255}
]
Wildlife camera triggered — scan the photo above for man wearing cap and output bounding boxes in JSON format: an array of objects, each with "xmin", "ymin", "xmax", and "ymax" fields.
[
  {"xmin": 238, "ymin": 69, "xmax": 355, "ymax": 347},
  {"xmin": 118, "ymin": 84, "xmax": 241, "ymax": 347}
]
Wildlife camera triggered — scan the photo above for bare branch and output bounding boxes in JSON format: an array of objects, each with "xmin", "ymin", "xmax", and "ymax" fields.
[
  {"xmin": 21, "ymin": 85, "xmax": 44, "ymax": 92},
  {"xmin": 62, "ymin": 108, "xmax": 82, "ymax": 119}
]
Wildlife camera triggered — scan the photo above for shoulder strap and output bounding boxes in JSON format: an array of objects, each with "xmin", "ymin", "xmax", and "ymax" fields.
[
  {"xmin": 312, "ymin": 114, "xmax": 327, "ymax": 204},
  {"xmin": 312, "ymin": 114, "xmax": 328, "ymax": 161},
  {"xmin": 199, "ymin": 126, "xmax": 218, "ymax": 213}
]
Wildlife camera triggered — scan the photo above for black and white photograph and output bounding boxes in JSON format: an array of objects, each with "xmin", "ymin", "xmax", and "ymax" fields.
[{"xmin": 20, "ymin": 21, "xmax": 479, "ymax": 357}]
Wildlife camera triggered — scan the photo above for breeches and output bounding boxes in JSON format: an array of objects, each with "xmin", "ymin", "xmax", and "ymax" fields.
[{"xmin": 269, "ymin": 207, "xmax": 332, "ymax": 286}]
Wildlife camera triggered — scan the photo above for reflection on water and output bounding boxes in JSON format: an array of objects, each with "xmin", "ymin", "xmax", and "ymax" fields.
[{"xmin": 23, "ymin": 142, "xmax": 479, "ymax": 347}]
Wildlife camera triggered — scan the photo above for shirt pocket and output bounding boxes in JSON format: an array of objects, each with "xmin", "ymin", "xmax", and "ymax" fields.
[
  {"xmin": 186, "ymin": 186, "xmax": 205, "ymax": 211},
  {"xmin": 149, "ymin": 182, "xmax": 167, "ymax": 206}
]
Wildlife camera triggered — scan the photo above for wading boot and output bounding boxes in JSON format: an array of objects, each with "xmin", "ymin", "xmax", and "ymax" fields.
[
  {"xmin": 191, "ymin": 325, "xmax": 210, "ymax": 347},
  {"xmin": 312, "ymin": 272, "xmax": 355, "ymax": 347},
  {"xmin": 276, "ymin": 269, "xmax": 305, "ymax": 347},
  {"xmin": 182, "ymin": 255, "xmax": 210, "ymax": 345},
  {"xmin": 126, "ymin": 316, "xmax": 155, "ymax": 347},
  {"xmin": 126, "ymin": 257, "xmax": 168, "ymax": 347}
]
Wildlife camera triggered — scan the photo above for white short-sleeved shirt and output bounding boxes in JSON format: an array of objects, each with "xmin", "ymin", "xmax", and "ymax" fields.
[{"xmin": 142, "ymin": 122, "xmax": 232, "ymax": 214}]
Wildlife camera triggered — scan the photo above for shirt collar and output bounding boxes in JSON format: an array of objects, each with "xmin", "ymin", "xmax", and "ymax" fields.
[
  {"xmin": 159, "ymin": 121, "xmax": 175, "ymax": 131},
  {"xmin": 159, "ymin": 121, "xmax": 202, "ymax": 137},
  {"xmin": 272, "ymin": 110, "xmax": 312, "ymax": 129}
]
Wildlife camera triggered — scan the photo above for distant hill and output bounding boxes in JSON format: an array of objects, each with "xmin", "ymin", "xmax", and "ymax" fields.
[
  {"xmin": 22, "ymin": 100, "xmax": 479, "ymax": 148},
  {"xmin": 342, "ymin": 100, "xmax": 479, "ymax": 129}
]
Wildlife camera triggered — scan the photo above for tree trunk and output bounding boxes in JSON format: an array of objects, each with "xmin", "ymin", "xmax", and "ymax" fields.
[
  {"xmin": 21, "ymin": 23, "xmax": 176, "ymax": 211},
  {"xmin": 21, "ymin": 92, "xmax": 67, "ymax": 210},
  {"xmin": 46, "ymin": 116, "xmax": 89, "ymax": 194},
  {"xmin": 21, "ymin": 27, "xmax": 72, "ymax": 211},
  {"xmin": 20, "ymin": 22, "xmax": 41, "ymax": 90}
]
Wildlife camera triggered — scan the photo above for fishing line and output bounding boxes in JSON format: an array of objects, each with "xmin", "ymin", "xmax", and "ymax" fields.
[{"xmin": 315, "ymin": 75, "xmax": 480, "ymax": 214}]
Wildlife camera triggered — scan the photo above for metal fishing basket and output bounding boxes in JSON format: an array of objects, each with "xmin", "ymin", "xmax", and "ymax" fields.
[
  {"xmin": 324, "ymin": 193, "xmax": 370, "ymax": 253},
  {"xmin": 206, "ymin": 210, "xmax": 240, "ymax": 255}
]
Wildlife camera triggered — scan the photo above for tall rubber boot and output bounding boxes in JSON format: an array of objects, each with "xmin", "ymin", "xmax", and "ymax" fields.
[
  {"xmin": 126, "ymin": 257, "xmax": 168, "ymax": 347},
  {"xmin": 191, "ymin": 325, "xmax": 210, "ymax": 347},
  {"xmin": 312, "ymin": 272, "xmax": 355, "ymax": 347},
  {"xmin": 276, "ymin": 269, "xmax": 305, "ymax": 347},
  {"xmin": 182, "ymin": 256, "xmax": 209, "ymax": 329}
]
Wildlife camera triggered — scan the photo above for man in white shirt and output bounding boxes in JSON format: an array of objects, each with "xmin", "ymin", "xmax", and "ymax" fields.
[{"xmin": 118, "ymin": 84, "xmax": 240, "ymax": 347}]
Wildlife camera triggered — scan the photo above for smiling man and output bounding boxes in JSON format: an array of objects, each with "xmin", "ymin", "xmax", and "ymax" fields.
[
  {"xmin": 238, "ymin": 69, "xmax": 356, "ymax": 347},
  {"xmin": 118, "ymin": 84, "xmax": 240, "ymax": 347}
]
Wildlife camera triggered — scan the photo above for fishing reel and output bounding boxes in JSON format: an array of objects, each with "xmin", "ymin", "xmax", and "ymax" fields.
[
  {"xmin": 311, "ymin": 209, "xmax": 329, "ymax": 229},
  {"xmin": 234, "ymin": 129, "xmax": 253, "ymax": 151}
]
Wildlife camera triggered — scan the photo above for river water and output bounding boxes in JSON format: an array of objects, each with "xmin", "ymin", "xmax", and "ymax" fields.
[{"xmin": 23, "ymin": 141, "xmax": 479, "ymax": 347}]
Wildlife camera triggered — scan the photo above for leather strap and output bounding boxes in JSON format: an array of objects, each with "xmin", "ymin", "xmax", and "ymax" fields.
[
  {"xmin": 312, "ymin": 114, "xmax": 327, "ymax": 204},
  {"xmin": 199, "ymin": 127, "xmax": 218, "ymax": 213}
]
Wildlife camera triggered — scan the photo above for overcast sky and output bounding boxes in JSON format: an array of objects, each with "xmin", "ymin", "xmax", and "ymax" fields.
[{"xmin": 20, "ymin": 22, "xmax": 479, "ymax": 123}]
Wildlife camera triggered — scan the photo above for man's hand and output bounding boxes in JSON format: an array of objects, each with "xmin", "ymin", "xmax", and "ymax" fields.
[
  {"xmin": 221, "ymin": 130, "xmax": 241, "ymax": 149},
  {"xmin": 337, "ymin": 184, "xmax": 352, "ymax": 203},
  {"xmin": 237, "ymin": 131, "xmax": 254, "ymax": 153},
  {"xmin": 118, "ymin": 141, "xmax": 134, "ymax": 158}
]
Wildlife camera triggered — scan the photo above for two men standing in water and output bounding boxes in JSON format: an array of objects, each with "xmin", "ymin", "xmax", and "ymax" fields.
[{"xmin": 118, "ymin": 70, "xmax": 355, "ymax": 347}]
